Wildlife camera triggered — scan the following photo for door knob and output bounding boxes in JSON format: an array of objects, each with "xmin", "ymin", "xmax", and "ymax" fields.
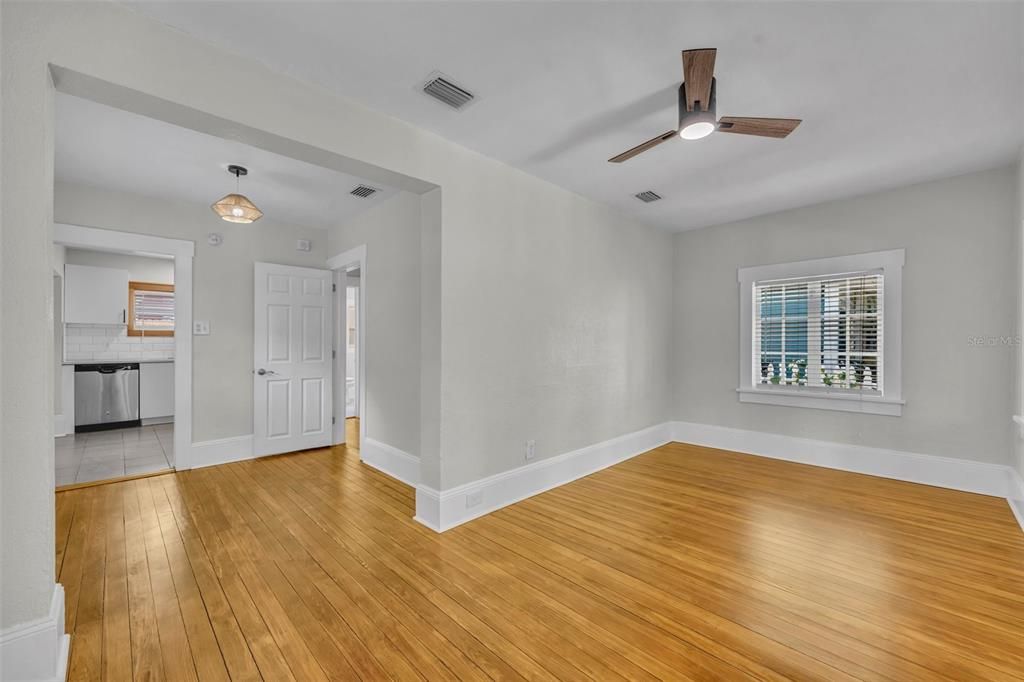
[{"xmin": 256, "ymin": 368, "xmax": 276, "ymax": 376}]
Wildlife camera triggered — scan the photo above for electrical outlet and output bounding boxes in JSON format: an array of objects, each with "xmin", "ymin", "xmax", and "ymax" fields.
[
  {"xmin": 193, "ymin": 320, "xmax": 211, "ymax": 335},
  {"xmin": 466, "ymin": 490, "xmax": 482, "ymax": 508},
  {"xmin": 525, "ymin": 439, "xmax": 536, "ymax": 461}
]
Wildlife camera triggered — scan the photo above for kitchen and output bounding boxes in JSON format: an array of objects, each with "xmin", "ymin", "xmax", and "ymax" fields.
[{"xmin": 54, "ymin": 246, "xmax": 176, "ymax": 487}]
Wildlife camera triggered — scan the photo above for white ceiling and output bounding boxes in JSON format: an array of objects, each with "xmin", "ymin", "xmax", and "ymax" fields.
[
  {"xmin": 124, "ymin": 1, "xmax": 1023, "ymax": 232},
  {"xmin": 55, "ymin": 93, "xmax": 398, "ymax": 230}
]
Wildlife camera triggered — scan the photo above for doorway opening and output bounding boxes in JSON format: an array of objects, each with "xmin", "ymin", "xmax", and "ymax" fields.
[
  {"xmin": 329, "ymin": 245, "xmax": 366, "ymax": 454},
  {"xmin": 52, "ymin": 225, "xmax": 194, "ymax": 488},
  {"xmin": 345, "ymin": 268, "xmax": 361, "ymax": 450}
]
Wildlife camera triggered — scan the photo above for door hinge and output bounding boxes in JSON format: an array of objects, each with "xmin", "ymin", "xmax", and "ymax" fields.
[
  {"xmin": 332, "ymin": 349, "xmax": 336, "ymax": 359},
  {"xmin": 332, "ymin": 416, "xmax": 336, "ymax": 425},
  {"xmin": 332, "ymin": 283, "xmax": 337, "ymax": 292}
]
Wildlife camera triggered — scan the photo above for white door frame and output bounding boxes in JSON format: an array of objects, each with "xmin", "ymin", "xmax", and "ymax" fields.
[
  {"xmin": 327, "ymin": 244, "xmax": 366, "ymax": 451},
  {"xmin": 53, "ymin": 223, "xmax": 194, "ymax": 469}
]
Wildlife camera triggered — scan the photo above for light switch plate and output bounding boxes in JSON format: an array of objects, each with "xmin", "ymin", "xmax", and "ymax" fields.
[{"xmin": 193, "ymin": 320, "xmax": 211, "ymax": 335}]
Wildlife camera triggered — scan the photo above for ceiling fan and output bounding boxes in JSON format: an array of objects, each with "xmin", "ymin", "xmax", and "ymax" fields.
[{"xmin": 608, "ymin": 48, "xmax": 801, "ymax": 163}]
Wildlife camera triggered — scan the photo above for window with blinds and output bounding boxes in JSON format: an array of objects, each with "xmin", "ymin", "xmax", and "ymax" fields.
[
  {"xmin": 128, "ymin": 281, "xmax": 174, "ymax": 336},
  {"xmin": 754, "ymin": 272, "xmax": 882, "ymax": 392}
]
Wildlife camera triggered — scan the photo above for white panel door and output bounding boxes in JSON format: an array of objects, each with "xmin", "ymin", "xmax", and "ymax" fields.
[{"xmin": 254, "ymin": 262, "xmax": 333, "ymax": 456}]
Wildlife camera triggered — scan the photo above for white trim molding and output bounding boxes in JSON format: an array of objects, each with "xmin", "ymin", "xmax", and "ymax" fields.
[
  {"xmin": 361, "ymin": 438, "xmax": 419, "ymax": 487},
  {"xmin": 1008, "ymin": 467, "xmax": 1024, "ymax": 534},
  {"xmin": 54, "ymin": 223, "xmax": 194, "ymax": 470},
  {"xmin": 672, "ymin": 421, "xmax": 1018, "ymax": 499},
  {"xmin": 188, "ymin": 434, "xmax": 254, "ymax": 470},
  {"xmin": 327, "ymin": 244, "xmax": 366, "ymax": 451},
  {"xmin": 415, "ymin": 423, "xmax": 673, "ymax": 532},
  {"xmin": 737, "ymin": 387, "xmax": 904, "ymax": 416},
  {"xmin": 738, "ymin": 248, "xmax": 904, "ymax": 416},
  {"xmin": 0, "ymin": 584, "xmax": 70, "ymax": 682}
]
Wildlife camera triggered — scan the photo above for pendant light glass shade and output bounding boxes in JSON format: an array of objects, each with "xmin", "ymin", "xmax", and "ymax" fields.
[
  {"xmin": 212, "ymin": 165, "xmax": 262, "ymax": 223},
  {"xmin": 211, "ymin": 193, "xmax": 263, "ymax": 223}
]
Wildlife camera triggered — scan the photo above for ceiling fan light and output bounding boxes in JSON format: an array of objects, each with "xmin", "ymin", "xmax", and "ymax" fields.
[
  {"xmin": 211, "ymin": 193, "xmax": 263, "ymax": 223},
  {"xmin": 679, "ymin": 121, "xmax": 716, "ymax": 140}
]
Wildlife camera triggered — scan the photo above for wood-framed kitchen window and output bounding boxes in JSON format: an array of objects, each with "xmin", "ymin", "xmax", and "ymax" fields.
[{"xmin": 128, "ymin": 281, "xmax": 174, "ymax": 336}]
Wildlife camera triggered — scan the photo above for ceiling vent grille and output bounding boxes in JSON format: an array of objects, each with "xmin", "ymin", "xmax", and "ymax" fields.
[
  {"xmin": 422, "ymin": 73, "xmax": 475, "ymax": 110},
  {"xmin": 635, "ymin": 191, "xmax": 662, "ymax": 203},
  {"xmin": 350, "ymin": 185, "xmax": 378, "ymax": 198}
]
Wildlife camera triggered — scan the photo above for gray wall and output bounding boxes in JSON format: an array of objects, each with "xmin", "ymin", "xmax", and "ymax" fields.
[
  {"xmin": 56, "ymin": 181, "xmax": 326, "ymax": 443},
  {"xmin": 439, "ymin": 171, "xmax": 675, "ymax": 488},
  {"xmin": 1015, "ymin": 150, "xmax": 1024, "ymax": 477},
  {"xmin": 328, "ymin": 191, "xmax": 424, "ymax": 459},
  {"xmin": 674, "ymin": 166, "xmax": 1018, "ymax": 466},
  {"xmin": 65, "ymin": 247, "xmax": 174, "ymax": 284}
]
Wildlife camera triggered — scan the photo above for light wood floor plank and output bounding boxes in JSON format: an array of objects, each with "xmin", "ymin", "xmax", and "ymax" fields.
[
  {"xmin": 57, "ymin": 440, "xmax": 1024, "ymax": 681},
  {"xmin": 136, "ymin": 478, "xmax": 200, "ymax": 682},
  {"xmin": 67, "ymin": 485, "xmax": 108, "ymax": 681},
  {"xmin": 122, "ymin": 476, "xmax": 167, "ymax": 682},
  {"xmin": 153, "ymin": 477, "xmax": 263, "ymax": 682},
  {"xmin": 101, "ymin": 481, "xmax": 132, "ymax": 682}
]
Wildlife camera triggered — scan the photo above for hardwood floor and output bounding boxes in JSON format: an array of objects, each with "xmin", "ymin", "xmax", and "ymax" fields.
[
  {"xmin": 346, "ymin": 417, "xmax": 359, "ymax": 454},
  {"xmin": 56, "ymin": 440, "xmax": 1024, "ymax": 681}
]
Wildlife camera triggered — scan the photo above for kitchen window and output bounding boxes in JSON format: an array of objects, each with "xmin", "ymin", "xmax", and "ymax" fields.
[
  {"xmin": 128, "ymin": 281, "xmax": 174, "ymax": 336},
  {"xmin": 737, "ymin": 250, "xmax": 904, "ymax": 416}
]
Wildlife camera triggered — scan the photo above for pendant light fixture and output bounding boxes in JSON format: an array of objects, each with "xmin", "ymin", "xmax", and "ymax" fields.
[{"xmin": 211, "ymin": 164, "xmax": 263, "ymax": 223}]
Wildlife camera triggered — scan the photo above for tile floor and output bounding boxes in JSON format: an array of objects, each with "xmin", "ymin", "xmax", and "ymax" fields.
[{"xmin": 55, "ymin": 423, "xmax": 174, "ymax": 487}]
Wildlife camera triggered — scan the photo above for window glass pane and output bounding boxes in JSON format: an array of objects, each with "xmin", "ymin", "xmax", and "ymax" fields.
[
  {"xmin": 783, "ymin": 284, "xmax": 807, "ymax": 316},
  {"xmin": 755, "ymin": 272, "xmax": 881, "ymax": 392},
  {"xmin": 132, "ymin": 287, "xmax": 174, "ymax": 332},
  {"xmin": 785, "ymin": 319, "xmax": 807, "ymax": 353},
  {"xmin": 759, "ymin": 354, "xmax": 783, "ymax": 383},
  {"xmin": 759, "ymin": 286, "xmax": 783, "ymax": 318},
  {"xmin": 760, "ymin": 319, "xmax": 782, "ymax": 353}
]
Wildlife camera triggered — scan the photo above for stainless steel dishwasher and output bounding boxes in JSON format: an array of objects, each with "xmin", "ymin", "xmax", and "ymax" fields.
[{"xmin": 74, "ymin": 363, "xmax": 140, "ymax": 432}]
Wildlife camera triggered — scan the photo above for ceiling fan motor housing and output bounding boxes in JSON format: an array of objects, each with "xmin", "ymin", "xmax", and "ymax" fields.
[{"xmin": 678, "ymin": 78, "xmax": 717, "ymax": 131}]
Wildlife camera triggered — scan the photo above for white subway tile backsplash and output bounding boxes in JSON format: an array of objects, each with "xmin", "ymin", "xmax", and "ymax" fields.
[{"xmin": 63, "ymin": 323, "xmax": 174, "ymax": 363}]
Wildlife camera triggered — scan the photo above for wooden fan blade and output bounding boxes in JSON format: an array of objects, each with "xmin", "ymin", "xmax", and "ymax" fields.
[
  {"xmin": 608, "ymin": 130, "xmax": 678, "ymax": 163},
  {"xmin": 681, "ymin": 48, "xmax": 716, "ymax": 111},
  {"xmin": 718, "ymin": 117, "xmax": 801, "ymax": 138}
]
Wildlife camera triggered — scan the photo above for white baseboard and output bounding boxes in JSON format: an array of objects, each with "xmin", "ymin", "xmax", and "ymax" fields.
[
  {"xmin": 1008, "ymin": 468, "xmax": 1024, "ymax": 533},
  {"xmin": 361, "ymin": 438, "xmax": 419, "ymax": 487},
  {"xmin": 53, "ymin": 414, "xmax": 67, "ymax": 438},
  {"xmin": 671, "ymin": 421, "xmax": 1018, "ymax": 499},
  {"xmin": 415, "ymin": 422, "xmax": 672, "ymax": 532},
  {"xmin": 0, "ymin": 584, "xmax": 69, "ymax": 682},
  {"xmin": 189, "ymin": 420, "xmax": 1024, "ymax": 537},
  {"xmin": 188, "ymin": 434, "xmax": 254, "ymax": 470},
  {"xmin": 414, "ymin": 486, "xmax": 442, "ymax": 532}
]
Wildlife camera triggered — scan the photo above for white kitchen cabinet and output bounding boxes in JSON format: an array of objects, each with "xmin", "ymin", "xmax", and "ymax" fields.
[
  {"xmin": 64, "ymin": 264, "xmax": 129, "ymax": 325},
  {"xmin": 140, "ymin": 362, "xmax": 175, "ymax": 421}
]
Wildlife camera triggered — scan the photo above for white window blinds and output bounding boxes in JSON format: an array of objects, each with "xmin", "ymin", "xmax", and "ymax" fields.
[
  {"xmin": 753, "ymin": 271, "xmax": 882, "ymax": 392},
  {"xmin": 132, "ymin": 287, "xmax": 174, "ymax": 332}
]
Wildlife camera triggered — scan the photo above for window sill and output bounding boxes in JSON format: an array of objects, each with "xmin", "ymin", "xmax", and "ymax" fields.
[{"xmin": 736, "ymin": 387, "xmax": 903, "ymax": 416}]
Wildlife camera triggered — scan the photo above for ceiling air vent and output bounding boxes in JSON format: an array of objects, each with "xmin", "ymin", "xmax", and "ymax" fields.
[
  {"xmin": 635, "ymin": 191, "xmax": 662, "ymax": 203},
  {"xmin": 350, "ymin": 185, "xmax": 378, "ymax": 198},
  {"xmin": 422, "ymin": 72, "xmax": 475, "ymax": 110}
]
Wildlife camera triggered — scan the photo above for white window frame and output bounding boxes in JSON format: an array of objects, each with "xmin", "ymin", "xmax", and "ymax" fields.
[{"xmin": 737, "ymin": 249, "xmax": 904, "ymax": 416}]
